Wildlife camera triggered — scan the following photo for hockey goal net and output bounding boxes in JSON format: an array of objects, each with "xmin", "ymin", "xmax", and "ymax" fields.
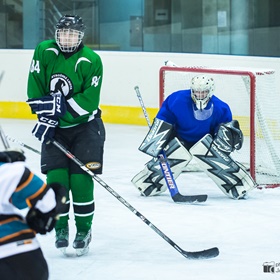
[{"xmin": 159, "ymin": 65, "xmax": 280, "ymax": 187}]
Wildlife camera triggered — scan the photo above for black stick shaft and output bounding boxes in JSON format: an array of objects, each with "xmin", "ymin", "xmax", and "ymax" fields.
[
  {"xmin": 2, "ymin": 134, "xmax": 217, "ymax": 259},
  {"xmin": 51, "ymin": 139, "xmax": 217, "ymax": 259}
]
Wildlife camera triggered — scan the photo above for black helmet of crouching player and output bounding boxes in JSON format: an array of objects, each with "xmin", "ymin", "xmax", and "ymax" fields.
[
  {"xmin": 0, "ymin": 148, "xmax": 26, "ymax": 163},
  {"xmin": 55, "ymin": 15, "xmax": 86, "ymax": 53}
]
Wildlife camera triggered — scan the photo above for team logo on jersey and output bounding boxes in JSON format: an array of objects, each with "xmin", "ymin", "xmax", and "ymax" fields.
[
  {"xmin": 86, "ymin": 162, "xmax": 101, "ymax": 170},
  {"xmin": 91, "ymin": 76, "xmax": 101, "ymax": 87},
  {"xmin": 50, "ymin": 73, "xmax": 73, "ymax": 98}
]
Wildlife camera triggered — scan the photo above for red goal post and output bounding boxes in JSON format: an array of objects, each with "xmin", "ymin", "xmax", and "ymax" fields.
[{"xmin": 159, "ymin": 65, "xmax": 280, "ymax": 187}]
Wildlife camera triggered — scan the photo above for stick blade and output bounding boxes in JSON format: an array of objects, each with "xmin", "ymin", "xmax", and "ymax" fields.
[
  {"xmin": 183, "ymin": 247, "xmax": 219, "ymax": 260},
  {"xmin": 172, "ymin": 193, "xmax": 208, "ymax": 203}
]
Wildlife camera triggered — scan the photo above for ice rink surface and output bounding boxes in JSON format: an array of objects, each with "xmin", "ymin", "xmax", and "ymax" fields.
[{"xmin": 1, "ymin": 118, "xmax": 280, "ymax": 280}]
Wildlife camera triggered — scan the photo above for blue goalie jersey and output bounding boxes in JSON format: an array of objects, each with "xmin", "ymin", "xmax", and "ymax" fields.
[{"xmin": 156, "ymin": 89, "xmax": 232, "ymax": 146}]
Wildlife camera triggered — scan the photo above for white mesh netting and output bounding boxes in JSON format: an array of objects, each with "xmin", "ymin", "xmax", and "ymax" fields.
[{"xmin": 160, "ymin": 65, "xmax": 280, "ymax": 186}]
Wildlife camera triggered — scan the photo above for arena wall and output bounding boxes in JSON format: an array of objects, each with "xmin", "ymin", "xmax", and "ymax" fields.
[{"xmin": 0, "ymin": 50, "xmax": 279, "ymax": 125}]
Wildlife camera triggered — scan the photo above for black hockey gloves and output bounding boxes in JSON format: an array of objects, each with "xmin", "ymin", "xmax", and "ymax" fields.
[
  {"xmin": 31, "ymin": 115, "xmax": 58, "ymax": 143},
  {"xmin": 26, "ymin": 183, "xmax": 67, "ymax": 234},
  {"xmin": 0, "ymin": 149, "xmax": 26, "ymax": 162},
  {"xmin": 27, "ymin": 93, "xmax": 67, "ymax": 143},
  {"xmin": 27, "ymin": 93, "xmax": 66, "ymax": 118}
]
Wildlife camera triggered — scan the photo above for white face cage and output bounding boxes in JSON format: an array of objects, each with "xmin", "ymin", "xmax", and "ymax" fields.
[
  {"xmin": 190, "ymin": 75, "xmax": 215, "ymax": 110},
  {"xmin": 55, "ymin": 28, "xmax": 84, "ymax": 53}
]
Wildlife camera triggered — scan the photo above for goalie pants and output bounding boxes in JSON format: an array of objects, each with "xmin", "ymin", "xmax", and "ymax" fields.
[
  {"xmin": 0, "ymin": 248, "xmax": 48, "ymax": 280},
  {"xmin": 41, "ymin": 118, "xmax": 106, "ymax": 232}
]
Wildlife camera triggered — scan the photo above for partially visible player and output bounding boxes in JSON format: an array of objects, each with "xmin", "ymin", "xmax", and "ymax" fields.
[
  {"xmin": 0, "ymin": 149, "xmax": 66, "ymax": 280},
  {"xmin": 132, "ymin": 75, "xmax": 256, "ymax": 199},
  {"xmin": 26, "ymin": 14, "xmax": 105, "ymax": 256}
]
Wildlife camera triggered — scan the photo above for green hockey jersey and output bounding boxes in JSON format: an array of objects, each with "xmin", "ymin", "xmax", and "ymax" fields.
[{"xmin": 27, "ymin": 39, "xmax": 103, "ymax": 128}]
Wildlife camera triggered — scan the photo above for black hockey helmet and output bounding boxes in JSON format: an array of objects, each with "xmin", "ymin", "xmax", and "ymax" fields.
[
  {"xmin": 56, "ymin": 15, "xmax": 86, "ymax": 32},
  {"xmin": 55, "ymin": 15, "xmax": 85, "ymax": 52}
]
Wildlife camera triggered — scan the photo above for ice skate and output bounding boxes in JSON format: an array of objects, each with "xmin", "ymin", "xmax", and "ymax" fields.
[
  {"xmin": 73, "ymin": 230, "xmax": 92, "ymax": 256},
  {"xmin": 55, "ymin": 227, "xmax": 69, "ymax": 255}
]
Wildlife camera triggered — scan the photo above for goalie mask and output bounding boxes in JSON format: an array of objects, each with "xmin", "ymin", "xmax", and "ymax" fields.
[
  {"xmin": 190, "ymin": 75, "xmax": 215, "ymax": 110},
  {"xmin": 55, "ymin": 15, "xmax": 85, "ymax": 53}
]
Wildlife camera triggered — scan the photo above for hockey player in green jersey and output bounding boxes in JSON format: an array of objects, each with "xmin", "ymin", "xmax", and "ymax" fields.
[{"xmin": 26, "ymin": 15, "xmax": 105, "ymax": 256}]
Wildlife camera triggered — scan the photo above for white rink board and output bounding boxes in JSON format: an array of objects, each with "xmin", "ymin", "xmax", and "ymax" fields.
[{"xmin": 0, "ymin": 50, "xmax": 279, "ymax": 110}]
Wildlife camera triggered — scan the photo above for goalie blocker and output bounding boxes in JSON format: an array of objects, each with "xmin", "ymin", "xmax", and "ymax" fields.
[{"xmin": 138, "ymin": 118, "xmax": 173, "ymax": 157}]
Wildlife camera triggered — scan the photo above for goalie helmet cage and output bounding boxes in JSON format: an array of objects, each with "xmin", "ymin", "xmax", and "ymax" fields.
[{"xmin": 159, "ymin": 66, "xmax": 280, "ymax": 188}]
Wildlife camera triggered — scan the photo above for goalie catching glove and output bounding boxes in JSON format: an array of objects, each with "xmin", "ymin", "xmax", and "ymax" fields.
[
  {"xmin": 26, "ymin": 183, "xmax": 67, "ymax": 234},
  {"xmin": 27, "ymin": 92, "xmax": 66, "ymax": 118},
  {"xmin": 213, "ymin": 120, "xmax": 243, "ymax": 154}
]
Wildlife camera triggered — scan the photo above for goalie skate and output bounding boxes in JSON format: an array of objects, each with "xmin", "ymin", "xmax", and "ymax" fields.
[{"xmin": 73, "ymin": 230, "xmax": 92, "ymax": 256}]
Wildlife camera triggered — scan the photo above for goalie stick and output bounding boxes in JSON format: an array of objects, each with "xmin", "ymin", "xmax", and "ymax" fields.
[
  {"xmin": 134, "ymin": 86, "xmax": 207, "ymax": 203},
  {"xmin": 3, "ymin": 134, "xmax": 219, "ymax": 259}
]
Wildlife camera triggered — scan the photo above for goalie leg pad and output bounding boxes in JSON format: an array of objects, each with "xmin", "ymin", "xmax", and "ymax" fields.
[
  {"xmin": 190, "ymin": 134, "xmax": 256, "ymax": 199},
  {"xmin": 132, "ymin": 137, "xmax": 193, "ymax": 196},
  {"xmin": 131, "ymin": 158, "xmax": 166, "ymax": 196}
]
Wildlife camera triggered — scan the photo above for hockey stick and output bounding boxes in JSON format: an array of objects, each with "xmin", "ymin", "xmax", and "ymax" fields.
[
  {"xmin": 0, "ymin": 125, "xmax": 10, "ymax": 149},
  {"xmin": 4, "ymin": 134, "xmax": 218, "ymax": 259},
  {"xmin": 134, "ymin": 86, "xmax": 207, "ymax": 203},
  {"xmin": 50, "ymin": 138, "xmax": 219, "ymax": 260},
  {"xmin": 5, "ymin": 135, "xmax": 41, "ymax": 155}
]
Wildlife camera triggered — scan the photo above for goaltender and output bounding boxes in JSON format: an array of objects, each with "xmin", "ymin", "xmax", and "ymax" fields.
[{"xmin": 132, "ymin": 75, "xmax": 256, "ymax": 199}]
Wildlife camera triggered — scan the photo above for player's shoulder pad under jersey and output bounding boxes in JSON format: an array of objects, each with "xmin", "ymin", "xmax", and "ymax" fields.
[{"xmin": 139, "ymin": 118, "xmax": 173, "ymax": 157}]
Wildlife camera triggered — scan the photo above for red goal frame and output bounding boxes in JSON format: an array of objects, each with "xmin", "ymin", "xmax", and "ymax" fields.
[{"xmin": 159, "ymin": 66, "xmax": 259, "ymax": 183}]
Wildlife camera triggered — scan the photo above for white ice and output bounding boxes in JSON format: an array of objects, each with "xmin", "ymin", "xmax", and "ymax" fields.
[{"xmin": 1, "ymin": 118, "xmax": 280, "ymax": 280}]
